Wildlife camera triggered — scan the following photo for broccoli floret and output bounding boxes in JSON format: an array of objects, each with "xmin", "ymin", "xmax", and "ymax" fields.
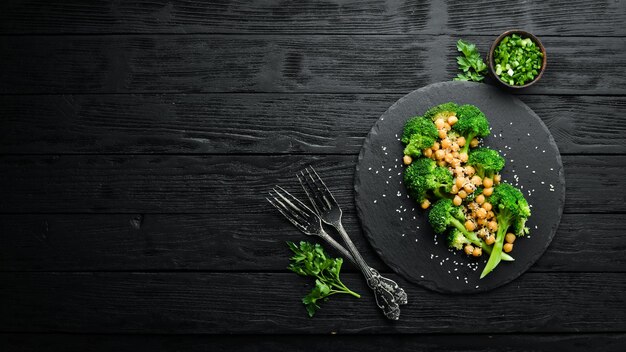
[
  {"xmin": 404, "ymin": 159, "xmax": 453, "ymax": 203},
  {"xmin": 428, "ymin": 199, "xmax": 466, "ymax": 234},
  {"xmin": 452, "ymin": 104, "xmax": 490, "ymax": 154},
  {"xmin": 434, "ymin": 200, "xmax": 515, "ymax": 261},
  {"xmin": 447, "ymin": 229, "xmax": 471, "ymax": 250},
  {"xmin": 423, "ymin": 102, "xmax": 459, "ymax": 121},
  {"xmin": 480, "ymin": 183, "xmax": 531, "ymax": 278},
  {"xmin": 401, "ymin": 117, "xmax": 438, "ymax": 157},
  {"xmin": 468, "ymin": 148, "xmax": 505, "ymax": 179}
]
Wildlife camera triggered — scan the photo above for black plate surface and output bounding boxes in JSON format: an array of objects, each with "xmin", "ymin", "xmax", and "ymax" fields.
[{"xmin": 354, "ymin": 81, "xmax": 565, "ymax": 293}]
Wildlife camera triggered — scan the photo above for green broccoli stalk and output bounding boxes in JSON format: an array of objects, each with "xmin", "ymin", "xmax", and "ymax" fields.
[
  {"xmin": 423, "ymin": 102, "xmax": 459, "ymax": 122},
  {"xmin": 403, "ymin": 158, "xmax": 453, "ymax": 203},
  {"xmin": 431, "ymin": 200, "xmax": 514, "ymax": 261},
  {"xmin": 452, "ymin": 104, "xmax": 490, "ymax": 155},
  {"xmin": 401, "ymin": 116, "xmax": 438, "ymax": 157},
  {"xmin": 467, "ymin": 147, "xmax": 505, "ymax": 179},
  {"xmin": 480, "ymin": 184, "xmax": 531, "ymax": 278}
]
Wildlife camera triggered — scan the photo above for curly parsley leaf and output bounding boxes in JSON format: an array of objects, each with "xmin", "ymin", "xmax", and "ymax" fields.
[
  {"xmin": 287, "ymin": 241, "xmax": 360, "ymax": 317},
  {"xmin": 453, "ymin": 39, "xmax": 488, "ymax": 82}
]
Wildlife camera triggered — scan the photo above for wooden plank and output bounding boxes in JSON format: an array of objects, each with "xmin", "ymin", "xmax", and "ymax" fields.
[
  {"xmin": 1, "ymin": 35, "xmax": 624, "ymax": 95},
  {"xmin": 1, "ymin": 0, "xmax": 624, "ymax": 36},
  {"xmin": 0, "ymin": 155, "xmax": 623, "ymax": 214},
  {"xmin": 1, "ymin": 94, "xmax": 624, "ymax": 155},
  {"xmin": 1, "ymin": 333, "xmax": 625, "ymax": 351},
  {"xmin": 1, "ymin": 272, "xmax": 624, "ymax": 333},
  {"xmin": 0, "ymin": 214, "xmax": 623, "ymax": 273}
]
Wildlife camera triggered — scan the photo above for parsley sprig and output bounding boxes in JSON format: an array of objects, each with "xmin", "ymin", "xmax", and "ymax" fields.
[
  {"xmin": 287, "ymin": 241, "xmax": 360, "ymax": 317},
  {"xmin": 454, "ymin": 39, "xmax": 488, "ymax": 82}
]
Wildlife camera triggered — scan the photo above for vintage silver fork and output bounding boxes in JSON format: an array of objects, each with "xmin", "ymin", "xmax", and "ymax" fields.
[{"xmin": 297, "ymin": 167, "xmax": 407, "ymax": 320}]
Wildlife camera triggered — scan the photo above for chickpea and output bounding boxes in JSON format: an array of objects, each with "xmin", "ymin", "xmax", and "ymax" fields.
[
  {"xmin": 438, "ymin": 129, "xmax": 447, "ymax": 139},
  {"xmin": 435, "ymin": 149, "xmax": 445, "ymax": 160},
  {"xmin": 505, "ymin": 233, "xmax": 516, "ymax": 244},
  {"xmin": 476, "ymin": 208, "xmax": 487, "ymax": 219},
  {"xmin": 453, "ymin": 195, "xmax": 462, "ymax": 206},
  {"xmin": 456, "ymin": 136, "xmax": 466, "ymax": 147},
  {"xmin": 403, "ymin": 155, "xmax": 412, "ymax": 165},
  {"xmin": 503, "ymin": 243, "xmax": 514, "ymax": 253},
  {"xmin": 454, "ymin": 166, "xmax": 464, "ymax": 175},
  {"xmin": 459, "ymin": 152, "xmax": 469, "ymax": 162},
  {"xmin": 458, "ymin": 190, "xmax": 468, "ymax": 199},
  {"xmin": 482, "ymin": 202, "xmax": 492, "ymax": 211},
  {"xmin": 432, "ymin": 142, "xmax": 440, "ymax": 151},
  {"xmin": 455, "ymin": 177, "xmax": 465, "ymax": 189},
  {"xmin": 443, "ymin": 122, "xmax": 451, "ymax": 131},
  {"xmin": 475, "ymin": 194, "xmax": 485, "ymax": 204},
  {"xmin": 451, "ymin": 143, "xmax": 460, "ymax": 152},
  {"xmin": 421, "ymin": 199, "xmax": 431, "ymax": 209},
  {"xmin": 470, "ymin": 138, "xmax": 479, "ymax": 148},
  {"xmin": 465, "ymin": 220, "xmax": 476, "ymax": 231},
  {"xmin": 452, "ymin": 151, "xmax": 460, "ymax": 158},
  {"xmin": 483, "ymin": 177, "xmax": 493, "ymax": 188},
  {"xmin": 477, "ymin": 228, "xmax": 487, "ymax": 238},
  {"xmin": 424, "ymin": 148, "xmax": 433, "ymax": 158},
  {"xmin": 450, "ymin": 159, "xmax": 461, "ymax": 168},
  {"xmin": 471, "ymin": 175, "xmax": 483, "ymax": 186},
  {"xmin": 482, "ymin": 187, "xmax": 493, "ymax": 196},
  {"xmin": 464, "ymin": 244, "xmax": 475, "ymax": 256},
  {"xmin": 487, "ymin": 211, "xmax": 495, "ymax": 219},
  {"xmin": 494, "ymin": 174, "xmax": 501, "ymax": 184},
  {"xmin": 450, "ymin": 185, "xmax": 459, "ymax": 194},
  {"xmin": 464, "ymin": 165, "xmax": 475, "ymax": 176},
  {"xmin": 485, "ymin": 235, "xmax": 495, "ymax": 245},
  {"xmin": 437, "ymin": 160, "xmax": 446, "ymax": 167},
  {"xmin": 487, "ymin": 221, "xmax": 498, "ymax": 232},
  {"xmin": 477, "ymin": 218, "xmax": 488, "ymax": 226},
  {"xmin": 447, "ymin": 115, "xmax": 458, "ymax": 126},
  {"xmin": 435, "ymin": 118, "xmax": 445, "ymax": 129},
  {"xmin": 445, "ymin": 153, "xmax": 454, "ymax": 163},
  {"xmin": 441, "ymin": 138, "xmax": 451, "ymax": 149},
  {"xmin": 463, "ymin": 183, "xmax": 475, "ymax": 194},
  {"xmin": 472, "ymin": 247, "xmax": 482, "ymax": 257}
]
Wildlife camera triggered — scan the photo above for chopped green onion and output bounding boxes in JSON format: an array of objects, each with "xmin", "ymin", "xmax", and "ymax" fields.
[{"xmin": 493, "ymin": 34, "xmax": 543, "ymax": 86}]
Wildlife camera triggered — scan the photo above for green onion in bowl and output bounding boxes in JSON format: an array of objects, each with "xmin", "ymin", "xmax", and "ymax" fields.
[{"xmin": 493, "ymin": 33, "xmax": 544, "ymax": 86}]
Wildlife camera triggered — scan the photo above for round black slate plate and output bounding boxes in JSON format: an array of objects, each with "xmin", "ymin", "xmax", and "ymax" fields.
[{"xmin": 354, "ymin": 81, "xmax": 565, "ymax": 294}]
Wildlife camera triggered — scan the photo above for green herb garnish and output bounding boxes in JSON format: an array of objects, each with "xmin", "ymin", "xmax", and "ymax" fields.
[
  {"xmin": 287, "ymin": 241, "xmax": 360, "ymax": 317},
  {"xmin": 493, "ymin": 34, "xmax": 543, "ymax": 86},
  {"xmin": 454, "ymin": 39, "xmax": 488, "ymax": 82}
]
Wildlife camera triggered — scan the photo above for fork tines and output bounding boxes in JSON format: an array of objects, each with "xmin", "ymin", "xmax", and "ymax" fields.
[
  {"xmin": 267, "ymin": 186, "xmax": 317, "ymax": 234},
  {"xmin": 297, "ymin": 166, "xmax": 337, "ymax": 215}
]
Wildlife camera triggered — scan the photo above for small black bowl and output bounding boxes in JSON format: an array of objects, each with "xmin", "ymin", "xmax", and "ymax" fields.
[{"xmin": 487, "ymin": 30, "xmax": 547, "ymax": 89}]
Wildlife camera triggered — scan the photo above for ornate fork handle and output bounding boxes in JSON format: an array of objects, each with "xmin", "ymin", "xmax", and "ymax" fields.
[
  {"xmin": 367, "ymin": 269, "xmax": 401, "ymax": 320},
  {"xmin": 369, "ymin": 268, "xmax": 408, "ymax": 305},
  {"xmin": 335, "ymin": 223, "xmax": 403, "ymax": 320}
]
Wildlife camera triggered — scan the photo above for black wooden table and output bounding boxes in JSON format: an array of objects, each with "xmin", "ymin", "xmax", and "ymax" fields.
[{"xmin": 1, "ymin": 1, "xmax": 625, "ymax": 351}]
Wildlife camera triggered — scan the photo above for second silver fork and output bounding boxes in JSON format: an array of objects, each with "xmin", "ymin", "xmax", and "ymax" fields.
[{"xmin": 298, "ymin": 167, "xmax": 407, "ymax": 320}]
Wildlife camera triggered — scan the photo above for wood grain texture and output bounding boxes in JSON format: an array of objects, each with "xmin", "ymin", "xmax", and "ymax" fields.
[
  {"xmin": 0, "ymin": 155, "xmax": 622, "ymax": 214},
  {"xmin": 2, "ymin": 333, "xmax": 625, "ymax": 352},
  {"xmin": 1, "ymin": 35, "xmax": 625, "ymax": 94},
  {"xmin": 1, "ymin": 214, "xmax": 623, "ymax": 273},
  {"xmin": 2, "ymin": 94, "xmax": 624, "ymax": 155},
  {"xmin": 1, "ymin": 0, "xmax": 624, "ymax": 36},
  {"xmin": 1, "ymin": 272, "xmax": 624, "ymax": 333}
]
